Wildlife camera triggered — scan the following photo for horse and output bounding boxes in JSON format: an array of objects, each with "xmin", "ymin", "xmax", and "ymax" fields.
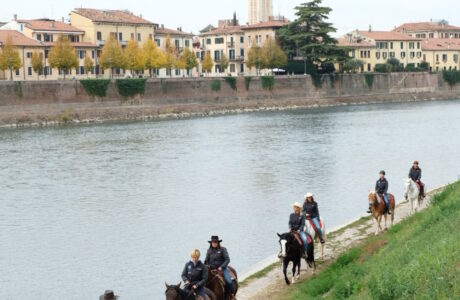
[
  {"xmin": 277, "ymin": 232, "xmax": 315, "ymax": 285},
  {"xmin": 165, "ymin": 282, "xmax": 216, "ymax": 300},
  {"xmin": 368, "ymin": 191, "xmax": 395, "ymax": 235},
  {"xmin": 304, "ymin": 217, "xmax": 326, "ymax": 260},
  {"xmin": 405, "ymin": 178, "xmax": 422, "ymax": 214},
  {"xmin": 205, "ymin": 266, "xmax": 238, "ymax": 300}
]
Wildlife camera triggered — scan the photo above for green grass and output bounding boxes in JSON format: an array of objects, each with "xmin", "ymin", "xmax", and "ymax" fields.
[{"xmin": 288, "ymin": 182, "xmax": 460, "ymax": 300}]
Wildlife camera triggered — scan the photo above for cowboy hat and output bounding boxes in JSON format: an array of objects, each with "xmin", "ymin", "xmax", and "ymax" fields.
[
  {"xmin": 304, "ymin": 192, "xmax": 314, "ymax": 199},
  {"xmin": 292, "ymin": 202, "xmax": 302, "ymax": 209},
  {"xmin": 100, "ymin": 290, "xmax": 119, "ymax": 300},
  {"xmin": 208, "ymin": 235, "xmax": 222, "ymax": 243}
]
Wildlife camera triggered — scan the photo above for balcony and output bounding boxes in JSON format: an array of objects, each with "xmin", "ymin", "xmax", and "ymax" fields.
[
  {"xmin": 230, "ymin": 56, "xmax": 244, "ymax": 62},
  {"xmin": 96, "ymin": 40, "xmax": 105, "ymax": 47},
  {"xmin": 227, "ymin": 41, "xmax": 235, "ymax": 48}
]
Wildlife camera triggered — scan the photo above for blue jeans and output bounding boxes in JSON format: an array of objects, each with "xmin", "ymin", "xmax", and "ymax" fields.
[
  {"xmin": 222, "ymin": 267, "xmax": 234, "ymax": 293},
  {"xmin": 299, "ymin": 231, "xmax": 309, "ymax": 252},
  {"xmin": 383, "ymin": 193, "xmax": 389, "ymax": 209},
  {"xmin": 312, "ymin": 218, "xmax": 323, "ymax": 237}
]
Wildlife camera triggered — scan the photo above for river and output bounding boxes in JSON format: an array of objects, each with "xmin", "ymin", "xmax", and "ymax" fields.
[{"xmin": 1, "ymin": 100, "xmax": 460, "ymax": 299}]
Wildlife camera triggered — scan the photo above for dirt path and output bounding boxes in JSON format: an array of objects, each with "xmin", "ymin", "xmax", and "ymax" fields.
[{"xmin": 237, "ymin": 189, "xmax": 441, "ymax": 300}]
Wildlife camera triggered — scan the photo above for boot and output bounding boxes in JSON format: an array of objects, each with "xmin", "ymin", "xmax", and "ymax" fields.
[
  {"xmin": 367, "ymin": 205, "xmax": 372, "ymax": 214},
  {"xmin": 319, "ymin": 234, "xmax": 325, "ymax": 244}
]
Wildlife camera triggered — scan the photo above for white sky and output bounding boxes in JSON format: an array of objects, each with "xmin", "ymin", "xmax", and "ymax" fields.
[{"xmin": 0, "ymin": 0, "xmax": 459, "ymax": 37}]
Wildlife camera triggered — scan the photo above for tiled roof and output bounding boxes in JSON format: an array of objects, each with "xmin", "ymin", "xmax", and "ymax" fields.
[
  {"xmin": 421, "ymin": 38, "xmax": 460, "ymax": 51},
  {"xmin": 337, "ymin": 37, "xmax": 375, "ymax": 48},
  {"xmin": 72, "ymin": 8, "xmax": 155, "ymax": 25},
  {"xmin": 0, "ymin": 30, "xmax": 42, "ymax": 47},
  {"xmin": 43, "ymin": 41, "xmax": 97, "ymax": 48},
  {"xmin": 155, "ymin": 27, "xmax": 193, "ymax": 37},
  {"xmin": 394, "ymin": 22, "xmax": 460, "ymax": 33},
  {"xmin": 200, "ymin": 25, "xmax": 244, "ymax": 36},
  {"xmin": 358, "ymin": 31, "xmax": 420, "ymax": 41},
  {"xmin": 21, "ymin": 19, "xmax": 84, "ymax": 32},
  {"xmin": 242, "ymin": 19, "xmax": 289, "ymax": 30}
]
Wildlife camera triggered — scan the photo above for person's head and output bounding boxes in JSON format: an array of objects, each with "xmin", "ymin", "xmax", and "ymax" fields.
[
  {"xmin": 304, "ymin": 192, "xmax": 314, "ymax": 203},
  {"xmin": 293, "ymin": 202, "xmax": 302, "ymax": 214},
  {"xmin": 101, "ymin": 290, "xmax": 118, "ymax": 300},
  {"xmin": 413, "ymin": 161, "xmax": 419, "ymax": 168},
  {"xmin": 190, "ymin": 249, "xmax": 200, "ymax": 263},
  {"xmin": 209, "ymin": 236, "xmax": 222, "ymax": 249},
  {"xmin": 379, "ymin": 170, "xmax": 386, "ymax": 179}
]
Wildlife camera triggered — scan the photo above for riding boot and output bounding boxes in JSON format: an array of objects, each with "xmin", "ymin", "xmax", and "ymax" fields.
[
  {"xmin": 367, "ymin": 204, "xmax": 372, "ymax": 214},
  {"xmin": 420, "ymin": 185, "xmax": 425, "ymax": 198},
  {"xmin": 319, "ymin": 233, "xmax": 325, "ymax": 244}
]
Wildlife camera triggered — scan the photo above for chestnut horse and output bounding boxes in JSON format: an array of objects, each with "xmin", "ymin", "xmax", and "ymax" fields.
[
  {"xmin": 205, "ymin": 267, "xmax": 238, "ymax": 300},
  {"xmin": 165, "ymin": 282, "xmax": 216, "ymax": 300},
  {"xmin": 368, "ymin": 191, "xmax": 395, "ymax": 235}
]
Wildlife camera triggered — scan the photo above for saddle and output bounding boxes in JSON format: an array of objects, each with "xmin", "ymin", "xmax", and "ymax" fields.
[
  {"xmin": 378, "ymin": 194, "xmax": 395, "ymax": 207},
  {"xmin": 291, "ymin": 232, "xmax": 303, "ymax": 246}
]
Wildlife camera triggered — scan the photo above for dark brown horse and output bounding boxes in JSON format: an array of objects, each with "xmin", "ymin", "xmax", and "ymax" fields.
[
  {"xmin": 368, "ymin": 191, "xmax": 395, "ymax": 235},
  {"xmin": 165, "ymin": 282, "xmax": 216, "ymax": 300},
  {"xmin": 205, "ymin": 267, "xmax": 238, "ymax": 300}
]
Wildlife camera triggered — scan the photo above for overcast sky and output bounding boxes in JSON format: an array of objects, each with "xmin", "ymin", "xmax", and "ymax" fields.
[{"xmin": 1, "ymin": 0, "xmax": 459, "ymax": 37}]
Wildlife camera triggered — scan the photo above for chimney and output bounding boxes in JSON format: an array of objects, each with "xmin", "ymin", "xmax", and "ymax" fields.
[
  {"xmin": 368, "ymin": 24, "xmax": 372, "ymax": 32},
  {"xmin": 13, "ymin": 14, "xmax": 17, "ymax": 21}
]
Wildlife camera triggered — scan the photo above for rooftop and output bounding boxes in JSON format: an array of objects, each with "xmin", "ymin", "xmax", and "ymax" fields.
[
  {"xmin": 42, "ymin": 41, "xmax": 97, "ymax": 48},
  {"xmin": 0, "ymin": 30, "xmax": 42, "ymax": 47},
  {"xmin": 21, "ymin": 19, "xmax": 84, "ymax": 33},
  {"xmin": 72, "ymin": 8, "xmax": 155, "ymax": 25},
  {"xmin": 394, "ymin": 21, "xmax": 460, "ymax": 33},
  {"xmin": 155, "ymin": 26, "xmax": 193, "ymax": 37},
  {"xmin": 421, "ymin": 38, "xmax": 460, "ymax": 51},
  {"xmin": 358, "ymin": 30, "xmax": 420, "ymax": 41},
  {"xmin": 337, "ymin": 36, "xmax": 375, "ymax": 48},
  {"xmin": 200, "ymin": 25, "xmax": 244, "ymax": 36},
  {"xmin": 242, "ymin": 19, "xmax": 289, "ymax": 30}
]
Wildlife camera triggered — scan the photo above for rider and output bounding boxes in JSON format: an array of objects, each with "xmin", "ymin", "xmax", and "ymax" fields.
[
  {"xmin": 409, "ymin": 161, "xmax": 424, "ymax": 197},
  {"xmin": 181, "ymin": 249, "xmax": 208, "ymax": 300},
  {"xmin": 375, "ymin": 170, "xmax": 391, "ymax": 214},
  {"xmin": 303, "ymin": 193, "xmax": 325, "ymax": 244},
  {"xmin": 205, "ymin": 236, "xmax": 235, "ymax": 298},
  {"xmin": 289, "ymin": 202, "xmax": 310, "ymax": 257}
]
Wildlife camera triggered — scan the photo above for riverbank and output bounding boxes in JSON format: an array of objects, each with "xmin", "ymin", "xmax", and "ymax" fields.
[
  {"xmin": 237, "ymin": 185, "xmax": 448, "ymax": 300},
  {"xmin": 1, "ymin": 72, "xmax": 460, "ymax": 128}
]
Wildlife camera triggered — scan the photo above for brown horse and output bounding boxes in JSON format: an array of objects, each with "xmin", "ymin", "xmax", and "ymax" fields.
[
  {"xmin": 368, "ymin": 191, "xmax": 395, "ymax": 235},
  {"xmin": 165, "ymin": 282, "xmax": 216, "ymax": 300},
  {"xmin": 205, "ymin": 267, "xmax": 238, "ymax": 300}
]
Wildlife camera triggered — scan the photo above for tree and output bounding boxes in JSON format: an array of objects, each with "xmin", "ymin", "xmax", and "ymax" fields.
[
  {"xmin": 48, "ymin": 35, "xmax": 79, "ymax": 80},
  {"xmin": 277, "ymin": 0, "xmax": 348, "ymax": 72},
  {"xmin": 202, "ymin": 52, "xmax": 213, "ymax": 75},
  {"xmin": 262, "ymin": 37, "xmax": 288, "ymax": 73},
  {"xmin": 143, "ymin": 38, "xmax": 165, "ymax": 77},
  {"xmin": 387, "ymin": 58, "xmax": 402, "ymax": 72},
  {"xmin": 246, "ymin": 46, "xmax": 266, "ymax": 75},
  {"xmin": 124, "ymin": 38, "xmax": 145, "ymax": 76},
  {"xmin": 83, "ymin": 56, "xmax": 94, "ymax": 78},
  {"xmin": 343, "ymin": 58, "xmax": 364, "ymax": 73},
  {"xmin": 164, "ymin": 35, "xmax": 178, "ymax": 77},
  {"xmin": 30, "ymin": 51, "xmax": 44, "ymax": 80},
  {"xmin": 0, "ymin": 36, "xmax": 22, "ymax": 81},
  {"xmin": 232, "ymin": 12, "xmax": 238, "ymax": 26},
  {"xmin": 180, "ymin": 47, "xmax": 198, "ymax": 76},
  {"xmin": 100, "ymin": 35, "xmax": 126, "ymax": 78},
  {"xmin": 218, "ymin": 53, "xmax": 229, "ymax": 74}
]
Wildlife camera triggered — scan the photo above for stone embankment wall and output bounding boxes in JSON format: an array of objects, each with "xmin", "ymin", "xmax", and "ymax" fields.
[{"xmin": 0, "ymin": 73, "xmax": 459, "ymax": 126}]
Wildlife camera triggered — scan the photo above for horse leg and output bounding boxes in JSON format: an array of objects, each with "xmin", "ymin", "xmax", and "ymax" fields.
[
  {"xmin": 384, "ymin": 214, "xmax": 388, "ymax": 231},
  {"xmin": 291, "ymin": 261, "xmax": 296, "ymax": 284},
  {"xmin": 283, "ymin": 259, "xmax": 290, "ymax": 285},
  {"xmin": 295, "ymin": 259, "xmax": 301, "ymax": 281},
  {"xmin": 391, "ymin": 206, "xmax": 395, "ymax": 226},
  {"xmin": 377, "ymin": 215, "xmax": 383, "ymax": 235}
]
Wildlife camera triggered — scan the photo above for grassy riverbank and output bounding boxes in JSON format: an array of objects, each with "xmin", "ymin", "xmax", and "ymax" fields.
[{"xmin": 287, "ymin": 182, "xmax": 460, "ymax": 299}]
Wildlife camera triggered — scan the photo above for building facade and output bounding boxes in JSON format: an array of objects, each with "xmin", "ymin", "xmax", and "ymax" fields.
[
  {"xmin": 248, "ymin": 0, "xmax": 273, "ymax": 25},
  {"xmin": 393, "ymin": 20, "xmax": 460, "ymax": 39},
  {"xmin": 421, "ymin": 39, "xmax": 460, "ymax": 72}
]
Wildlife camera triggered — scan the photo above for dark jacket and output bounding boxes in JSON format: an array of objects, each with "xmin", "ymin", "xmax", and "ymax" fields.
[
  {"xmin": 181, "ymin": 260, "xmax": 208, "ymax": 287},
  {"xmin": 375, "ymin": 178, "xmax": 389, "ymax": 195},
  {"xmin": 409, "ymin": 167, "xmax": 422, "ymax": 182},
  {"xmin": 205, "ymin": 247, "xmax": 230, "ymax": 269},
  {"xmin": 288, "ymin": 213, "xmax": 305, "ymax": 231},
  {"xmin": 303, "ymin": 201, "xmax": 320, "ymax": 219}
]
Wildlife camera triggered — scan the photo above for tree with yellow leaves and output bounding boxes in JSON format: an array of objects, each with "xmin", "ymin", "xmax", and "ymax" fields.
[
  {"xmin": 0, "ymin": 36, "xmax": 22, "ymax": 81},
  {"xmin": 143, "ymin": 38, "xmax": 165, "ymax": 77},
  {"xmin": 218, "ymin": 53, "xmax": 229, "ymax": 74},
  {"xmin": 124, "ymin": 38, "xmax": 145, "ymax": 77},
  {"xmin": 202, "ymin": 51, "xmax": 213, "ymax": 76},
  {"xmin": 262, "ymin": 37, "xmax": 287, "ymax": 74},
  {"xmin": 83, "ymin": 56, "xmax": 94, "ymax": 78},
  {"xmin": 30, "ymin": 51, "xmax": 44, "ymax": 80},
  {"xmin": 164, "ymin": 35, "xmax": 178, "ymax": 77},
  {"xmin": 48, "ymin": 35, "xmax": 79, "ymax": 80},
  {"xmin": 246, "ymin": 45, "xmax": 266, "ymax": 75},
  {"xmin": 180, "ymin": 47, "xmax": 198, "ymax": 77},
  {"xmin": 100, "ymin": 35, "xmax": 126, "ymax": 78}
]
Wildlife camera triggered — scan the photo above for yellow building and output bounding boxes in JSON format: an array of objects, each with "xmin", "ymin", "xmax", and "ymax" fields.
[
  {"xmin": 421, "ymin": 39, "xmax": 460, "ymax": 72},
  {"xmin": 338, "ymin": 30, "xmax": 423, "ymax": 72},
  {"xmin": 394, "ymin": 20, "xmax": 460, "ymax": 39}
]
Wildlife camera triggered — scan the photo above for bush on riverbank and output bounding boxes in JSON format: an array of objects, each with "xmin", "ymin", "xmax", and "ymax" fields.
[
  {"xmin": 225, "ymin": 77, "xmax": 237, "ymax": 90},
  {"xmin": 115, "ymin": 78, "xmax": 147, "ymax": 97},
  {"xmin": 211, "ymin": 79, "xmax": 221, "ymax": 91},
  {"xmin": 288, "ymin": 182, "xmax": 460, "ymax": 299},
  {"xmin": 80, "ymin": 79, "xmax": 111, "ymax": 97},
  {"xmin": 261, "ymin": 76, "xmax": 275, "ymax": 90},
  {"xmin": 442, "ymin": 70, "xmax": 460, "ymax": 87}
]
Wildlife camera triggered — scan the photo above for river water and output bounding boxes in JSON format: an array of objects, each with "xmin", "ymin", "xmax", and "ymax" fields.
[{"xmin": 1, "ymin": 100, "xmax": 460, "ymax": 299}]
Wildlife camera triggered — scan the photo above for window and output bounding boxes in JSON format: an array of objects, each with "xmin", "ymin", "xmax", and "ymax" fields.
[
  {"xmin": 240, "ymin": 36, "xmax": 244, "ymax": 43},
  {"xmin": 390, "ymin": 52, "xmax": 395, "ymax": 58},
  {"xmin": 367, "ymin": 64, "xmax": 371, "ymax": 72},
  {"xmin": 79, "ymin": 50, "xmax": 86, "ymax": 59},
  {"xmin": 390, "ymin": 42, "xmax": 393, "ymax": 50},
  {"xmin": 44, "ymin": 34, "xmax": 53, "ymax": 42},
  {"xmin": 229, "ymin": 49, "xmax": 235, "ymax": 60},
  {"xmin": 417, "ymin": 52, "xmax": 422, "ymax": 58},
  {"xmin": 401, "ymin": 52, "xmax": 406, "ymax": 59},
  {"xmin": 175, "ymin": 69, "xmax": 180, "ymax": 76},
  {"xmin": 28, "ymin": 66, "xmax": 32, "ymax": 76},
  {"xmin": 137, "ymin": 33, "xmax": 141, "ymax": 41},
  {"xmin": 215, "ymin": 37, "xmax": 224, "ymax": 44},
  {"xmin": 37, "ymin": 34, "xmax": 42, "ymax": 41},
  {"xmin": 409, "ymin": 42, "xmax": 414, "ymax": 49},
  {"xmin": 429, "ymin": 33, "xmax": 434, "ymax": 38},
  {"xmin": 175, "ymin": 40, "xmax": 180, "ymax": 48},
  {"xmin": 196, "ymin": 52, "xmax": 200, "ymax": 59},
  {"xmin": 45, "ymin": 49, "xmax": 49, "ymax": 59},
  {"xmin": 16, "ymin": 69, "xmax": 20, "ymax": 76},
  {"xmin": 26, "ymin": 52, "xmax": 32, "ymax": 58},
  {"xmin": 240, "ymin": 64, "xmax": 244, "ymax": 73},
  {"xmin": 454, "ymin": 54, "xmax": 459, "ymax": 63},
  {"xmin": 155, "ymin": 39, "xmax": 160, "ymax": 47},
  {"xmin": 92, "ymin": 50, "xmax": 95, "ymax": 59},
  {"xmin": 376, "ymin": 52, "xmax": 381, "ymax": 59},
  {"xmin": 423, "ymin": 54, "xmax": 426, "ymax": 61},
  {"xmin": 97, "ymin": 32, "xmax": 102, "ymax": 40},
  {"xmin": 383, "ymin": 52, "xmax": 387, "ymax": 59},
  {"xmin": 400, "ymin": 42, "xmax": 404, "ymax": 49},
  {"xmin": 240, "ymin": 48, "xmax": 244, "ymax": 57},
  {"xmin": 119, "ymin": 32, "xmax": 123, "ymax": 41},
  {"xmin": 410, "ymin": 52, "xmax": 415, "ymax": 59},
  {"xmin": 206, "ymin": 38, "xmax": 212, "ymax": 45},
  {"xmin": 248, "ymin": 36, "xmax": 252, "ymax": 46},
  {"xmin": 230, "ymin": 64, "xmax": 235, "ymax": 73},
  {"xmin": 215, "ymin": 65, "xmax": 221, "ymax": 73},
  {"xmin": 185, "ymin": 40, "xmax": 190, "ymax": 47},
  {"xmin": 417, "ymin": 42, "xmax": 420, "ymax": 49},
  {"xmin": 214, "ymin": 50, "xmax": 221, "ymax": 61},
  {"xmin": 436, "ymin": 54, "xmax": 439, "ymax": 63},
  {"xmin": 166, "ymin": 69, "xmax": 171, "ymax": 76},
  {"xmin": 442, "ymin": 54, "xmax": 448, "ymax": 62}
]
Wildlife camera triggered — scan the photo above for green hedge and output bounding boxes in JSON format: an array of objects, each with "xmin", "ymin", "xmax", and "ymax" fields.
[
  {"xmin": 115, "ymin": 78, "xmax": 147, "ymax": 97},
  {"xmin": 261, "ymin": 76, "xmax": 275, "ymax": 90},
  {"xmin": 245, "ymin": 77, "xmax": 252, "ymax": 91},
  {"xmin": 211, "ymin": 79, "xmax": 221, "ymax": 91},
  {"xmin": 225, "ymin": 77, "xmax": 237, "ymax": 90},
  {"xmin": 442, "ymin": 70, "xmax": 460, "ymax": 86},
  {"xmin": 80, "ymin": 79, "xmax": 111, "ymax": 97},
  {"xmin": 364, "ymin": 74, "xmax": 374, "ymax": 89},
  {"xmin": 310, "ymin": 73, "xmax": 323, "ymax": 88},
  {"xmin": 374, "ymin": 64, "xmax": 391, "ymax": 73}
]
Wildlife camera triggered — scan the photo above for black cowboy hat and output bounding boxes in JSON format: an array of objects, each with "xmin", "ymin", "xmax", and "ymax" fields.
[
  {"xmin": 100, "ymin": 290, "xmax": 119, "ymax": 300},
  {"xmin": 208, "ymin": 235, "xmax": 222, "ymax": 243}
]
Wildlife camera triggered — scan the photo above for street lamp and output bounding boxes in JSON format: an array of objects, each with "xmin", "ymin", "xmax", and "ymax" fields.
[{"xmin": 9, "ymin": 57, "xmax": 13, "ymax": 81}]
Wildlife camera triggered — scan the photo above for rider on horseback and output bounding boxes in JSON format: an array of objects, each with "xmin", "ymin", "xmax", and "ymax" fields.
[
  {"xmin": 205, "ymin": 236, "xmax": 235, "ymax": 298},
  {"xmin": 409, "ymin": 161, "xmax": 424, "ymax": 197},
  {"xmin": 303, "ymin": 193, "xmax": 325, "ymax": 244},
  {"xmin": 289, "ymin": 202, "xmax": 310, "ymax": 258},
  {"xmin": 375, "ymin": 170, "xmax": 391, "ymax": 215},
  {"xmin": 181, "ymin": 249, "xmax": 208, "ymax": 300}
]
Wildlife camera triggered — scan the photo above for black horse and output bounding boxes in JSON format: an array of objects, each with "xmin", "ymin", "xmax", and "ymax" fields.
[
  {"xmin": 165, "ymin": 282, "xmax": 216, "ymax": 300},
  {"xmin": 277, "ymin": 232, "xmax": 315, "ymax": 285}
]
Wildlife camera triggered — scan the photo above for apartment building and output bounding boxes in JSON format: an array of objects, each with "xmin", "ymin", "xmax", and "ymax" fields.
[
  {"xmin": 394, "ymin": 20, "xmax": 460, "ymax": 39},
  {"xmin": 248, "ymin": 0, "xmax": 273, "ymax": 25},
  {"xmin": 422, "ymin": 39, "xmax": 460, "ymax": 72}
]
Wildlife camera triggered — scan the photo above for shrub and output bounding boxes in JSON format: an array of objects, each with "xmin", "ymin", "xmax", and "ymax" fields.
[
  {"xmin": 211, "ymin": 79, "xmax": 221, "ymax": 91},
  {"xmin": 261, "ymin": 76, "xmax": 275, "ymax": 90},
  {"xmin": 245, "ymin": 77, "xmax": 252, "ymax": 91},
  {"xmin": 80, "ymin": 79, "xmax": 111, "ymax": 97},
  {"xmin": 364, "ymin": 73, "xmax": 374, "ymax": 88},
  {"xmin": 442, "ymin": 70, "xmax": 460, "ymax": 86},
  {"xmin": 161, "ymin": 79, "xmax": 168, "ymax": 94},
  {"xmin": 225, "ymin": 77, "xmax": 237, "ymax": 90},
  {"xmin": 343, "ymin": 59, "xmax": 364, "ymax": 73},
  {"xmin": 310, "ymin": 72, "xmax": 323, "ymax": 88},
  {"xmin": 419, "ymin": 62, "xmax": 429, "ymax": 71},
  {"xmin": 284, "ymin": 60, "xmax": 316, "ymax": 75},
  {"xmin": 115, "ymin": 78, "xmax": 147, "ymax": 97},
  {"xmin": 319, "ymin": 61, "xmax": 335, "ymax": 74},
  {"xmin": 374, "ymin": 63, "xmax": 391, "ymax": 73},
  {"xmin": 405, "ymin": 63, "xmax": 418, "ymax": 72},
  {"xmin": 13, "ymin": 81, "xmax": 23, "ymax": 98},
  {"xmin": 387, "ymin": 58, "xmax": 403, "ymax": 72}
]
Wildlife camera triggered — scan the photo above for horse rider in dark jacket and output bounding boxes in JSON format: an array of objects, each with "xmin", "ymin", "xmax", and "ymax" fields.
[
  {"xmin": 303, "ymin": 193, "xmax": 325, "ymax": 244},
  {"xmin": 181, "ymin": 249, "xmax": 208, "ymax": 300},
  {"xmin": 205, "ymin": 236, "xmax": 235, "ymax": 297},
  {"xmin": 375, "ymin": 170, "xmax": 391, "ymax": 214},
  {"xmin": 409, "ymin": 161, "xmax": 424, "ymax": 197},
  {"xmin": 289, "ymin": 202, "xmax": 310, "ymax": 257}
]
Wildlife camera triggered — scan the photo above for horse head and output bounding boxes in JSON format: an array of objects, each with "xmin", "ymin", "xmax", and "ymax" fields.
[
  {"xmin": 404, "ymin": 178, "xmax": 413, "ymax": 191},
  {"xmin": 277, "ymin": 233, "xmax": 289, "ymax": 258},
  {"xmin": 165, "ymin": 282, "xmax": 182, "ymax": 300},
  {"xmin": 368, "ymin": 191, "xmax": 378, "ymax": 206}
]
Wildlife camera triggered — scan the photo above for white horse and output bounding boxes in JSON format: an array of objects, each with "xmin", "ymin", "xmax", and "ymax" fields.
[
  {"xmin": 304, "ymin": 217, "xmax": 326, "ymax": 260},
  {"xmin": 405, "ymin": 178, "xmax": 421, "ymax": 213}
]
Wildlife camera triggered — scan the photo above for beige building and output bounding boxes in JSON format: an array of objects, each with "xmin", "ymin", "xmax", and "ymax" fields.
[
  {"xmin": 248, "ymin": 0, "xmax": 273, "ymax": 25},
  {"xmin": 394, "ymin": 20, "xmax": 460, "ymax": 39},
  {"xmin": 421, "ymin": 39, "xmax": 460, "ymax": 72}
]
